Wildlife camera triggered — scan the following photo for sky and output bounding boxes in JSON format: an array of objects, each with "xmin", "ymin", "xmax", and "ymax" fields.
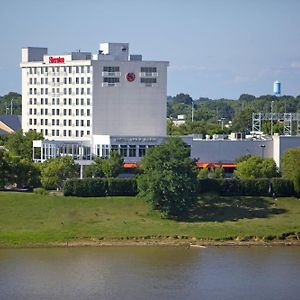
[{"xmin": 0, "ymin": 0, "xmax": 300, "ymax": 99}]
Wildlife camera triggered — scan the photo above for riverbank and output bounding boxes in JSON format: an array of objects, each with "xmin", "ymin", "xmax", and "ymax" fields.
[{"xmin": 0, "ymin": 192, "xmax": 300, "ymax": 248}]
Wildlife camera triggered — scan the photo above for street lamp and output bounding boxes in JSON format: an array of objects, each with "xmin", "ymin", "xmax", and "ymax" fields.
[{"xmin": 260, "ymin": 144, "xmax": 266, "ymax": 158}]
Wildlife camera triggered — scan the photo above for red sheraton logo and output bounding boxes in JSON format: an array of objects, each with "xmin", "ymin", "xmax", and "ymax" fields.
[{"xmin": 49, "ymin": 56, "xmax": 65, "ymax": 63}]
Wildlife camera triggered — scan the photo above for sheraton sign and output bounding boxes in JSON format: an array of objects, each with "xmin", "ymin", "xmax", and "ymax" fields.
[{"xmin": 49, "ymin": 56, "xmax": 65, "ymax": 63}]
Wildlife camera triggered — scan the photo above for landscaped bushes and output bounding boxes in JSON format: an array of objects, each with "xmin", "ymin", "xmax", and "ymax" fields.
[
  {"xmin": 271, "ymin": 178, "xmax": 295, "ymax": 197},
  {"xmin": 198, "ymin": 178, "xmax": 295, "ymax": 196},
  {"xmin": 64, "ymin": 178, "xmax": 137, "ymax": 197}
]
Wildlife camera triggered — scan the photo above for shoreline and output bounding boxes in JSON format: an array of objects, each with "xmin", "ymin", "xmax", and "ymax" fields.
[{"xmin": 1, "ymin": 238, "xmax": 300, "ymax": 249}]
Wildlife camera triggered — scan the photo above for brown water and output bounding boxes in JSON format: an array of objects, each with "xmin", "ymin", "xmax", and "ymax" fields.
[{"xmin": 0, "ymin": 246, "xmax": 299, "ymax": 300}]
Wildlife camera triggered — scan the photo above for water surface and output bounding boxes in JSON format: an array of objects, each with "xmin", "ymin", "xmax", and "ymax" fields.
[{"xmin": 0, "ymin": 246, "xmax": 299, "ymax": 299}]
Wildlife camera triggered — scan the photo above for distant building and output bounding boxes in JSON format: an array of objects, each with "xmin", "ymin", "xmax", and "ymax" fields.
[{"xmin": 0, "ymin": 115, "xmax": 22, "ymax": 135}]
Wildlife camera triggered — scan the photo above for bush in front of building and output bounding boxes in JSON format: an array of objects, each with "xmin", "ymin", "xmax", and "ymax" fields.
[
  {"xmin": 198, "ymin": 178, "xmax": 294, "ymax": 196},
  {"xmin": 271, "ymin": 178, "xmax": 295, "ymax": 197},
  {"xmin": 64, "ymin": 178, "xmax": 137, "ymax": 197}
]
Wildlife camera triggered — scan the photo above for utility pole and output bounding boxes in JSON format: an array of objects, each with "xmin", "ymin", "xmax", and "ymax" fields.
[
  {"xmin": 271, "ymin": 101, "xmax": 274, "ymax": 136},
  {"xmin": 10, "ymin": 99, "xmax": 13, "ymax": 115}
]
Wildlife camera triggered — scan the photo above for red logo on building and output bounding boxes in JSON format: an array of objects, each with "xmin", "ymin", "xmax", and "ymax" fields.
[
  {"xmin": 49, "ymin": 56, "xmax": 65, "ymax": 63},
  {"xmin": 126, "ymin": 72, "xmax": 135, "ymax": 82}
]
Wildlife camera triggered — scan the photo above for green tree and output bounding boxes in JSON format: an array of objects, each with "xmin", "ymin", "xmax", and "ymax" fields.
[
  {"xmin": 102, "ymin": 150, "xmax": 123, "ymax": 178},
  {"xmin": 234, "ymin": 156, "xmax": 279, "ymax": 179},
  {"xmin": 9, "ymin": 156, "xmax": 40, "ymax": 188},
  {"xmin": 281, "ymin": 147, "xmax": 300, "ymax": 193},
  {"xmin": 40, "ymin": 157, "xmax": 79, "ymax": 190},
  {"xmin": 5, "ymin": 129, "xmax": 43, "ymax": 160},
  {"xmin": 137, "ymin": 137, "xmax": 198, "ymax": 217},
  {"xmin": 0, "ymin": 149, "xmax": 10, "ymax": 189}
]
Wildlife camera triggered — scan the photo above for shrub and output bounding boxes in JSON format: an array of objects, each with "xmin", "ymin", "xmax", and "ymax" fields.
[
  {"xmin": 33, "ymin": 187, "xmax": 48, "ymax": 195},
  {"xmin": 64, "ymin": 178, "xmax": 137, "ymax": 197},
  {"xmin": 197, "ymin": 178, "xmax": 220, "ymax": 194},
  {"xmin": 271, "ymin": 178, "xmax": 294, "ymax": 197}
]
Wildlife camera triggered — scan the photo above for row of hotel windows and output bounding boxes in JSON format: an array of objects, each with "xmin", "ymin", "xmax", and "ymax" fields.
[
  {"xmin": 38, "ymin": 129, "xmax": 90, "ymax": 137},
  {"xmin": 29, "ymin": 119, "xmax": 91, "ymax": 127},
  {"xmin": 102, "ymin": 67, "xmax": 157, "ymax": 73},
  {"xmin": 28, "ymin": 66, "xmax": 91, "ymax": 74},
  {"xmin": 29, "ymin": 87, "xmax": 91, "ymax": 95},
  {"xmin": 29, "ymin": 98, "xmax": 91, "ymax": 106},
  {"xmin": 29, "ymin": 108, "xmax": 90, "ymax": 116},
  {"xmin": 110, "ymin": 144, "xmax": 154, "ymax": 158},
  {"xmin": 28, "ymin": 77, "xmax": 91, "ymax": 85},
  {"xmin": 103, "ymin": 77, "xmax": 157, "ymax": 84}
]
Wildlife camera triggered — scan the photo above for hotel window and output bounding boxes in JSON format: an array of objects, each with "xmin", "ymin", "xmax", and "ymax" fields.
[
  {"xmin": 141, "ymin": 67, "xmax": 157, "ymax": 73},
  {"xmin": 33, "ymin": 68, "xmax": 37, "ymax": 74},
  {"xmin": 56, "ymin": 130, "xmax": 59, "ymax": 136},
  {"xmin": 68, "ymin": 109, "xmax": 71, "ymax": 115},
  {"xmin": 56, "ymin": 77, "xmax": 60, "ymax": 83},
  {"xmin": 29, "ymin": 119, "xmax": 32, "ymax": 125},
  {"xmin": 76, "ymin": 98, "xmax": 79, "ymax": 105},
  {"xmin": 81, "ymin": 66, "xmax": 84, "ymax": 73},
  {"xmin": 68, "ymin": 130, "xmax": 71, "ymax": 136},
  {"xmin": 41, "ymin": 98, "xmax": 44, "ymax": 105},
  {"xmin": 68, "ymin": 66, "xmax": 72, "ymax": 73},
  {"xmin": 45, "ymin": 78, "xmax": 48, "ymax": 84},
  {"xmin": 87, "ymin": 88, "xmax": 91, "ymax": 94},
  {"xmin": 52, "ymin": 98, "xmax": 55, "ymax": 105},
  {"xmin": 29, "ymin": 108, "xmax": 32, "ymax": 115},
  {"xmin": 41, "ymin": 119, "xmax": 44, "ymax": 125},
  {"xmin": 52, "ymin": 109, "xmax": 55, "ymax": 115},
  {"xmin": 76, "ymin": 130, "xmax": 79, "ymax": 137},
  {"xmin": 52, "ymin": 78, "xmax": 55, "ymax": 83},
  {"xmin": 41, "ymin": 68, "xmax": 44, "ymax": 74},
  {"xmin": 76, "ymin": 77, "xmax": 79, "ymax": 84},
  {"xmin": 63, "ymin": 120, "xmax": 67, "ymax": 126},
  {"xmin": 64, "ymin": 78, "xmax": 67, "ymax": 84},
  {"xmin": 87, "ymin": 131, "xmax": 90, "ymax": 135},
  {"xmin": 81, "ymin": 109, "xmax": 84, "ymax": 116},
  {"xmin": 52, "ymin": 130, "xmax": 55, "ymax": 136},
  {"xmin": 29, "ymin": 68, "xmax": 32, "ymax": 74},
  {"xmin": 68, "ymin": 88, "xmax": 72, "ymax": 94},
  {"xmin": 80, "ymin": 131, "xmax": 84, "ymax": 137},
  {"xmin": 52, "ymin": 119, "xmax": 55, "ymax": 125},
  {"xmin": 87, "ymin": 66, "xmax": 90, "ymax": 73},
  {"xmin": 41, "ymin": 109, "xmax": 44, "ymax": 115},
  {"xmin": 29, "ymin": 78, "xmax": 32, "ymax": 84},
  {"xmin": 81, "ymin": 77, "xmax": 84, "ymax": 84},
  {"xmin": 76, "ymin": 66, "xmax": 79, "ymax": 73},
  {"xmin": 87, "ymin": 98, "xmax": 90, "ymax": 105},
  {"xmin": 56, "ymin": 119, "xmax": 59, "ymax": 126},
  {"xmin": 56, "ymin": 98, "xmax": 60, "ymax": 105},
  {"xmin": 41, "ymin": 88, "xmax": 44, "ymax": 95},
  {"xmin": 76, "ymin": 120, "xmax": 79, "ymax": 126},
  {"xmin": 29, "ymin": 98, "xmax": 33, "ymax": 105},
  {"xmin": 68, "ymin": 120, "xmax": 71, "ymax": 126},
  {"xmin": 45, "ymin": 88, "xmax": 48, "ymax": 94},
  {"xmin": 64, "ymin": 98, "xmax": 67, "ymax": 105},
  {"xmin": 34, "ymin": 108, "xmax": 37, "ymax": 114},
  {"xmin": 41, "ymin": 78, "xmax": 44, "ymax": 84},
  {"xmin": 81, "ymin": 88, "xmax": 84, "ymax": 95},
  {"xmin": 63, "ymin": 130, "xmax": 66, "ymax": 137},
  {"xmin": 63, "ymin": 109, "xmax": 67, "ymax": 116},
  {"xmin": 63, "ymin": 88, "xmax": 67, "ymax": 95},
  {"xmin": 52, "ymin": 67, "xmax": 55, "ymax": 73},
  {"xmin": 68, "ymin": 98, "xmax": 72, "ymax": 105},
  {"xmin": 76, "ymin": 88, "xmax": 79, "ymax": 95},
  {"xmin": 87, "ymin": 120, "xmax": 90, "ymax": 126},
  {"xmin": 81, "ymin": 98, "xmax": 84, "ymax": 105},
  {"xmin": 103, "ymin": 66, "xmax": 120, "ymax": 72},
  {"xmin": 34, "ymin": 78, "xmax": 37, "ymax": 84},
  {"xmin": 68, "ymin": 77, "xmax": 72, "ymax": 84},
  {"xmin": 34, "ymin": 98, "xmax": 37, "ymax": 104},
  {"xmin": 87, "ymin": 77, "xmax": 91, "ymax": 84},
  {"xmin": 56, "ymin": 109, "xmax": 60, "ymax": 115},
  {"xmin": 129, "ymin": 145, "xmax": 136, "ymax": 157},
  {"xmin": 29, "ymin": 88, "xmax": 32, "ymax": 95},
  {"xmin": 139, "ymin": 145, "xmax": 146, "ymax": 157},
  {"xmin": 111, "ymin": 145, "xmax": 119, "ymax": 153},
  {"xmin": 87, "ymin": 109, "xmax": 90, "ymax": 116},
  {"xmin": 81, "ymin": 120, "xmax": 84, "ymax": 126},
  {"xmin": 120, "ymin": 145, "xmax": 127, "ymax": 157},
  {"xmin": 56, "ymin": 88, "xmax": 59, "ymax": 93},
  {"xmin": 140, "ymin": 78, "xmax": 157, "ymax": 84},
  {"xmin": 45, "ymin": 129, "xmax": 48, "ymax": 135},
  {"xmin": 52, "ymin": 88, "xmax": 55, "ymax": 94},
  {"xmin": 45, "ymin": 109, "xmax": 48, "ymax": 115},
  {"xmin": 45, "ymin": 98, "xmax": 48, "ymax": 105},
  {"xmin": 33, "ymin": 119, "xmax": 37, "ymax": 125},
  {"xmin": 45, "ymin": 119, "xmax": 48, "ymax": 125},
  {"xmin": 103, "ymin": 77, "xmax": 119, "ymax": 83},
  {"xmin": 76, "ymin": 109, "xmax": 79, "ymax": 116}
]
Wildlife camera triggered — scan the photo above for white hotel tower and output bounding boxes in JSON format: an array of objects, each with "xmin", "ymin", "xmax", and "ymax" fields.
[{"xmin": 21, "ymin": 43, "xmax": 169, "ymax": 162}]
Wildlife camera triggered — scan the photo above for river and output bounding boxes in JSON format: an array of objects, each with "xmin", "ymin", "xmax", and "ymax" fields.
[{"xmin": 0, "ymin": 246, "xmax": 299, "ymax": 299}]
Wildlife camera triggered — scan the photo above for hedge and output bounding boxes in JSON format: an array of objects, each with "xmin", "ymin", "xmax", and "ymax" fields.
[
  {"xmin": 64, "ymin": 178, "xmax": 137, "ymax": 197},
  {"xmin": 198, "ymin": 178, "xmax": 295, "ymax": 197}
]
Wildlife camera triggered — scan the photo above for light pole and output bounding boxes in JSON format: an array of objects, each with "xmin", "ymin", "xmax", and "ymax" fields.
[{"xmin": 260, "ymin": 144, "xmax": 266, "ymax": 158}]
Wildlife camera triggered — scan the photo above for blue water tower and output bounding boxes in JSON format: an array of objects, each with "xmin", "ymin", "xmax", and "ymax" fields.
[{"xmin": 273, "ymin": 80, "xmax": 281, "ymax": 96}]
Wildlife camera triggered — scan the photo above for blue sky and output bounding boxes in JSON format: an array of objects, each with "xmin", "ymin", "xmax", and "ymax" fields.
[{"xmin": 1, "ymin": 0, "xmax": 300, "ymax": 99}]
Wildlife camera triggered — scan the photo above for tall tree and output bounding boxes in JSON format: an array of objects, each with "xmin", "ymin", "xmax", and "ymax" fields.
[
  {"xmin": 281, "ymin": 147, "xmax": 300, "ymax": 193},
  {"xmin": 137, "ymin": 137, "xmax": 197, "ymax": 217}
]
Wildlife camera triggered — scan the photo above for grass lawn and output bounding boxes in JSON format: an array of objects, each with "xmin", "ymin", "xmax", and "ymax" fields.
[{"xmin": 0, "ymin": 192, "xmax": 300, "ymax": 247}]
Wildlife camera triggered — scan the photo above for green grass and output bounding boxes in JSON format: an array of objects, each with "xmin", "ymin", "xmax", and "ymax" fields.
[{"xmin": 0, "ymin": 192, "xmax": 300, "ymax": 247}]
